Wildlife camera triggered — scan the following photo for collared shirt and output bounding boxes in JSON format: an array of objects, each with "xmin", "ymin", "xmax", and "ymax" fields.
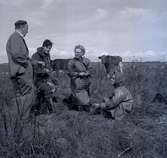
[
  {"xmin": 16, "ymin": 30, "xmax": 24, "ymax": 38},
  {"xmin": 16, "ymin": 30, "xmax": 29, "ymax": 52}
]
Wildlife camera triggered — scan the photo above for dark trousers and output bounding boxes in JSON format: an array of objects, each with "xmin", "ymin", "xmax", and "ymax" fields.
[{"xmin": 33, "ymin": 81, "xmax": 53, "ymax": 115}]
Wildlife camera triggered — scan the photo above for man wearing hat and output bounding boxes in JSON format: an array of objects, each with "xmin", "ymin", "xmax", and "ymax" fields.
[
  {"xmin": 6, "ymin": 20, "xmax": 35, "ymax": 135},
  {"xmin": 67, "ymin": 45, "xmax": 92, "ymax": 111}
]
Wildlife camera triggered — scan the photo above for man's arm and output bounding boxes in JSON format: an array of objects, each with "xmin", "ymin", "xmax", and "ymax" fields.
[
  {"xmin": 31, "ymin": 53, "xmax": 50, "ymax": 78},
  {"xmin": 10, "ymin": 35, "xmax": 28, "ymax": 68},
  {"xmin": 84, "ymin": 58, "xmax": 94, "ymax": 76},
  {"xmin": 104, "ymin": 89, "xmax": 125, "ymax": 109},
  {"xmin": 67, "ymin": 60, "xmax": 79, "ymax": 78}
]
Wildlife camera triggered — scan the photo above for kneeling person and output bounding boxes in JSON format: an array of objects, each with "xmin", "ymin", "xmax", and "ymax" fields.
[{"xmin": 97, "ymin": 71, "xmax": 133, "ymax": 120}]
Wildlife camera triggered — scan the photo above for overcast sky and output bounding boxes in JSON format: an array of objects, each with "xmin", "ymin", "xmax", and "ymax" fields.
[{"xmin": 0, "ymin": 0, "xmax": 167, "ymax": 62}]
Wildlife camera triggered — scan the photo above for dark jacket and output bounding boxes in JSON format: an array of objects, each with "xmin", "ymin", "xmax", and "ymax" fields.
[
  {"xmin": 68, "ymin": 57, "xmax": 92, "ymax": 91},
  {"xmin": 31, "ymin": 47, "xmax": 55, "ymax": 84}
]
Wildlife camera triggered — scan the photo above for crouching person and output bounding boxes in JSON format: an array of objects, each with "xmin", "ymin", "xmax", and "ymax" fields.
[
  {"xmin": 97, "ymin": 71, "xmax": 133, "ymax": 120},
  {"xmin": 31, "ymin": 39, "xmax": 58, "ymax": 115},
  {"xmin": 67, "ymin": 45, "xmax": 92, "ymax": 111}
]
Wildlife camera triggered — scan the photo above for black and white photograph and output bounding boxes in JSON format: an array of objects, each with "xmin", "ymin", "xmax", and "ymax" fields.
[{"xmin": 0, "ymin": 0, "xmax": 167, "ymax": 157}]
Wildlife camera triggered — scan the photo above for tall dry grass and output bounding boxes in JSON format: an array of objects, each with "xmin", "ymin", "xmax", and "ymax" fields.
[{"xmin": 0, "ymin": 62, "xmax": 167, "ymax": 157}]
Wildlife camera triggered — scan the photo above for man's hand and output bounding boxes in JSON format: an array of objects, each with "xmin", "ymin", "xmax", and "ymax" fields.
[
  {"xmin": 79, "ymin": 71, "xmax": 90, "ymax": 76},
  {"xmin": 100, "ymin": 102, "xmax": 106, "ymax": 108},
  {"xmin": 92, "ymin": 102, "xmax": 106, "ymax": 109},
  {"xmin": 92, "ymin": 103, "xmax": 101, "ymax": 108},
  {"xmin": 44, "ymin": 68, "xmax": 50, "ymax": 73},
  {"xmin": 84, "ymin": 71, "xmax": 90, "ymax": 76},
  {"xmin": 37, "ymin": 61, "xmax": 45, "ymax": 66},
  {"xmin": 103, "ymin": 97, "xmax": 110, "ymax": 103},
  {"xmin": 107, "ymin": 74, "xmax": 111, "ymax": 79},
  {"xmin": 79, "ymin": 72, "xmax": 86, "ymax": 76},
  {"xmin": 47, "ymin": 81, "xmax": 56, "ymax": 93}
]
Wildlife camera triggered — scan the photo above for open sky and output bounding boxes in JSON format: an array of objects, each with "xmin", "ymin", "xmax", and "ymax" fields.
[{"xmin": 0, "ymin": 0, "xmax": 167, "ymax": 62}]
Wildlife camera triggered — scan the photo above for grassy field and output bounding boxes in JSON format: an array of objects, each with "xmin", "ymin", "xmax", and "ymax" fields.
[{"xmin": 0, "ymin": 62, "xmax": 167, "ymax": 158}]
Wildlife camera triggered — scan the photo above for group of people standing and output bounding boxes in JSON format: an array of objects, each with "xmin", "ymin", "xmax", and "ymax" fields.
[{"xmin": 6, "ymin": 20, "xmax": 133, "ymax": 126}]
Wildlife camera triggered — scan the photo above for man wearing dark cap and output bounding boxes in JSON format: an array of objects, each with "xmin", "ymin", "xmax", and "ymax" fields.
[
  {"xmin": 67, "ymin": 45, "xmax": 92, "ymax": 111},
  {"xmin": 6, "ymin": 20, "xmax": 35, "ymax": 137}
]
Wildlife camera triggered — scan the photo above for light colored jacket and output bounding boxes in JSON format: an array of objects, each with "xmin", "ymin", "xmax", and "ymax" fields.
[
  {"xmin": 105, "ymin": 86, "xmax": 133, "ymax": 120},
  {"xmin": 6, "ymin": 31, "xmax": 33, "ymax": 87}
]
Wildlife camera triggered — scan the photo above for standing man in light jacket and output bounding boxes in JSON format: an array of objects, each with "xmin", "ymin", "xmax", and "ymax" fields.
[{"xmin": 6, "ymin": 20, "xmax": 35, "ymax": 138}]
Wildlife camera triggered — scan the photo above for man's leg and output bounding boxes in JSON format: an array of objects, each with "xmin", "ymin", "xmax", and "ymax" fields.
[
  {"xmin": 39, "ymin": 82, "xmax": 53, "ymax": 114},
  {"xmin": 8, "ymin": 87, "xmax": 35, "ymax": 143}
]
